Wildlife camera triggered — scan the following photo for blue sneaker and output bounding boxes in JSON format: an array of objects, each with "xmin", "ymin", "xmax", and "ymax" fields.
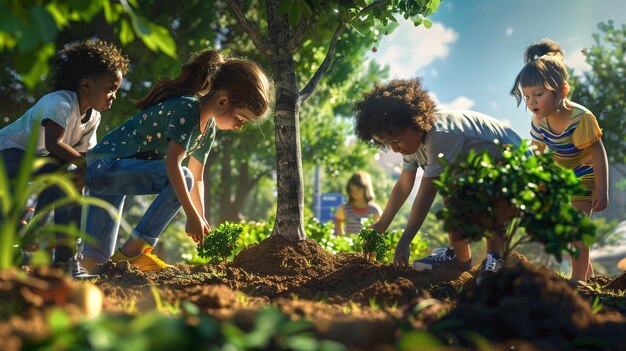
[
  {"xmin": 412, "ymin": 247, "xmax": 472, "ymax": 272},
  {"xmin": 476, "ymin": 253, "xmax": 505, "ymax": 285}
]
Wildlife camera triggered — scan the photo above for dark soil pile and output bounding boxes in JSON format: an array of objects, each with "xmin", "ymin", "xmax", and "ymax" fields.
[
  {"xmin": 606, "ymin": 271, "xmax": 626, "ymax": 291},
  {"xmin": 432, "ymin": 261, "xmax": 626, "ymax": 350},
  {"xmin": 1, "ymin": 236, "xmax": 625, "ymax": 350}
]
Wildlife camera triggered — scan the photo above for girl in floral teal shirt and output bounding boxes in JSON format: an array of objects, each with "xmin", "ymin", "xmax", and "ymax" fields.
[{"xmin": 81, "ymin": 49, "xmax": 271, "ymax": 273}]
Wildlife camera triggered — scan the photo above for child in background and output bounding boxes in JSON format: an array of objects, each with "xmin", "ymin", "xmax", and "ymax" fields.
[
  {"xmin": 81, "ymin": 49, "xmax": 271, "ymax": 273},
  {"xmin": 0, "ymin": 39, "xmax": 128, "ymax": 278},
  {"xmin": 334, "ymin": 171, "xmax": 382, "ymax": 235},
  {"xmin": 510, "ymin": 38, "xmax": 609, "ymax": 285},
  {"xmin": 354, "ymin": 78, "xmax": 525, "ymax": 284}
]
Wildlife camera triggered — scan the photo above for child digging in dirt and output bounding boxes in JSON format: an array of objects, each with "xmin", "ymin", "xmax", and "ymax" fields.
[
  {"xmin": 510, "ymin": 38, "xmax": 609, "ymax": 285},
  {"xmin": 0, "ymin": 39, "xmax": 128, "ymax": 279},
  {"xmin": 353, "ymin": 78, "xmax": 525, "ymax": 284},
  {"xmin": 334, "ymin": 171, "xmax": 383, "ymax": 235},
  {"xmin": 80, "ymin": 49, "xmax": 272, "ymax": 274}
]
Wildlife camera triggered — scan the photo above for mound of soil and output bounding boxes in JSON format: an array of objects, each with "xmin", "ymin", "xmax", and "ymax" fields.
[
  {"xmin": 1, "ymin": 236, "xmax": 625, "ymax": 350},
  {"xmin": 606, "ymin": 272, "xmax": 626, "ymax": 291},
  {"xmin": 433, "ymin": 260, "xmax": 626, "ymax": 350}
]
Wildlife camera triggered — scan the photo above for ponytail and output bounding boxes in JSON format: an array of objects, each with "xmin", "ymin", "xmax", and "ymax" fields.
[
  {"xmin": 134, "ymin": 49, "xmax": 271, "ymax": 120},
  {"xmin": 134, "ymin": 50, "xmax": 225, "ymax": 109},
  {"xmin": 511, "ymin": 38, "xmax": 568, "ymax": 106},
  {"xmin": 523, "ymin": 38, "xmax": 564, "ymax": 64}
]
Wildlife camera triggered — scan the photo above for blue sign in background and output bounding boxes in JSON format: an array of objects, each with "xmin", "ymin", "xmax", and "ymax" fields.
[{"xmin": 313, "ymin": 192, "xmax": 345, "ymax": 223}]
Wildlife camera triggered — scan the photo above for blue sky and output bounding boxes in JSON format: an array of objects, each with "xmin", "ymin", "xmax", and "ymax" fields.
[{"xmin": 367, "ymin": 0, "xmax": 626, "ymax": 138}]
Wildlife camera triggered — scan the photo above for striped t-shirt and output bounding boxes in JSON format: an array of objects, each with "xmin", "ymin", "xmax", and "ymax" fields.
[
  {"xmin": 530, "ymin": 101, "xmax": 602, "ymax": 177},
  {"xmin": 342, "ymin": 203, "xmax": 382, "ymax": 234}
]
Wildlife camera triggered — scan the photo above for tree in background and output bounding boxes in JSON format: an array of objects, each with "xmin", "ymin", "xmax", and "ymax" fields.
[
  {"xmin": 226, "ymin": 0, "xmax": 441, "ymax": 241},
  {"xmin": 569, "ymin": 21, "xmax": 626, "ymax": 222},
  {"xmin": 570, "ymin": 21, "xmax": 626, "ymax": 174},
  {"xmin": 0, "ymin": 0, "xmax": 403, "ymax": 229}
]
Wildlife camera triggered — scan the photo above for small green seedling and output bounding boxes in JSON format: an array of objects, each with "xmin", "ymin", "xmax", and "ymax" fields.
[
  {"xmin": 197, "ymin": 222, "xmax": 243, "ymax": 263},
  {"xmin": 358, "ymin": 228, "xmax": 391, "ymax": 262}
]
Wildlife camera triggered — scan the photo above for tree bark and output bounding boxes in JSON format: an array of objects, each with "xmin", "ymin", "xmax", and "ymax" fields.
[{"xmin": 266, "ymin": 0, "xmax": 306, "ymax": 241}]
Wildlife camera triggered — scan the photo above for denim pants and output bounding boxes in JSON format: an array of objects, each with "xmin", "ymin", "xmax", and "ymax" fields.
[
  {"xmin": 0, "ymin": 148, "xmax": 81, "ymax": 259},
  {"xmin": 83, "ymin": 158, "xmax": 193, "ymax": 262}
]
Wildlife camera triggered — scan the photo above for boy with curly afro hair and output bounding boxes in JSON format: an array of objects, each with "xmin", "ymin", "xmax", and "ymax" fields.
[
  {"xmin": 0, "ymin": 38, "xmax": 129, "ymax": 279},
  {"xmin": 354, "ymin": 78, "xmax": 524, "ymax": 284}
]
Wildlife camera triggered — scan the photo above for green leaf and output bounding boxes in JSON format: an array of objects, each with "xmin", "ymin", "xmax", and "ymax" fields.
[
  {"xmin": 134, "ymin": 17, "xmax": 177, "ymax": 58},
  {"xmin": 278, "ymin": 0, "xmax": 292, "ymax": 15},
  {"xmin": 119, "ymin": 19, "xmax": 135, "ymax": 45},
  {"xmin": 15, "ymin": 43, "xmax": 55, "ymax": 90},
  {"xmin": 30, "ymin": 5, "xmax": 58, "ymax": 43},
  {"xmin": 288, "ymin": 5, "xmax": 302, "ymax": 27}
]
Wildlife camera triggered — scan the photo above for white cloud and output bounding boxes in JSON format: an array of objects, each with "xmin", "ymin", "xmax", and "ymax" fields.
[
  {"xmin": 432, "ymin": 94, "xmax": 475, "ymax": 110},
  {"xmin": 566, "ymin": 48, "xmax": 592, "ymax": 73},
  {"xmin": 368, "ymin": 19, "xmax": 458, "ymax": 79},
  {"xmin": 505, "ymin": 27, "xmax": 514, "ymax": 36}
]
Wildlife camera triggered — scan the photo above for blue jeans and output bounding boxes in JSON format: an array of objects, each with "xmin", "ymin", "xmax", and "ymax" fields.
[
  {"xmin": 83, "ymin": 158, "xmax": 194, "ymax": 262},
  {"xmin": 0, "ymin": 148, "xmax": 81, "ymax": 260}
]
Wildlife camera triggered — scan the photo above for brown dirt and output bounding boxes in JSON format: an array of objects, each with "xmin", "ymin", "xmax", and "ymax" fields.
[{"xmin": 1, "ymin": 235, "xmax": 626, "ymax": 350}]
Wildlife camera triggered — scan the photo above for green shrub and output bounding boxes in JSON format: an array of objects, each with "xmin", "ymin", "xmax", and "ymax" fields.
[
  {"xmin": 435, "ymin": 141, "xmax": 596, "ymax": 261},
  {"xmin": 197, "ymin": 221, "xmax": 244, "ymax": 263}
]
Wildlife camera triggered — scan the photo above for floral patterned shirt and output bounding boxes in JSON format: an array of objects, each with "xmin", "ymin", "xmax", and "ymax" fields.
[{"xmin": 90, "ymin": 95, "xmax": 215, "ymax": 164}]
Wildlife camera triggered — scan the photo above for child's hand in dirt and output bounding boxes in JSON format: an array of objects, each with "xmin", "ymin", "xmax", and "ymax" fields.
[
  {"xmin": 186, "ymin": 214, "xmax": 210, "ymax": 243},
  {"xmin": 393, "ymin": 241, "xmax": 411, "ymax": 270}
]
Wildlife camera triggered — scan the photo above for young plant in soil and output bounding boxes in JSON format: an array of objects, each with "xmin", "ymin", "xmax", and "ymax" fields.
[
  {"xmin": 434, "ymin": 141, "xmax": 596, "ymax": 261},
  {"xmin": 197, "ymin": 221, "xmax": 244, "ymax": 263},
  {"xmin": 358, "ymin": 228, "xmax": 392, "ymax": 262}
]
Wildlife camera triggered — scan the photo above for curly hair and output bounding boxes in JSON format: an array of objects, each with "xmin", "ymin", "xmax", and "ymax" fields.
[
  {"xmin": 353, "ymin": 78, "xmax": 437, "ymax": 148},
  {"xmin": 50, "ymin": 39, "xmax": 129, "ymax": 92}
]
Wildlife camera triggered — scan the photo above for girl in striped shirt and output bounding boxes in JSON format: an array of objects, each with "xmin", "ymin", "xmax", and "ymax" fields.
[{"xmin": 511, "ymin": 38, "xmax": 609, "ymax": 284}]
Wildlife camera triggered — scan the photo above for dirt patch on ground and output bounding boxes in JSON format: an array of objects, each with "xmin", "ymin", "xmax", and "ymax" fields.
[{"xmin": 1, "ymin": 236, "xmax": 626, "ymax": 350}]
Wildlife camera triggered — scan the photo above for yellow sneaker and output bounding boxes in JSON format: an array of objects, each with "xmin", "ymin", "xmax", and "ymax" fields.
[{"xmin": 110, "ymin": 244, "xmax": 171, "ymax": 272}]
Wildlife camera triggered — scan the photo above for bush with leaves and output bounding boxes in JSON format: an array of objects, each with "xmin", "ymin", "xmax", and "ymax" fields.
[
  {"xmin": 435, "ymin": 141, "xmax": 596, "ymax": 261},
  {"xmin": 197, "ymin": 222, "xmax": 244, "ymax": 263},
  {"xmin": 358, "ymin": 228, "xmax": 392, "ymax": 262}
]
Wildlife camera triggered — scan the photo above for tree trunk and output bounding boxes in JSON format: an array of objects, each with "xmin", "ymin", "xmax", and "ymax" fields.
[{"xmin": 266, "ymin": 0, "xmax": 306, "ymax": 241}]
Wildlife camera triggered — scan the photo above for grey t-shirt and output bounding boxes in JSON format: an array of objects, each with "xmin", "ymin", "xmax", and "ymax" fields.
[{"xmin": 402, "ymin": 110, "xmax": 524, "ymax": 177}]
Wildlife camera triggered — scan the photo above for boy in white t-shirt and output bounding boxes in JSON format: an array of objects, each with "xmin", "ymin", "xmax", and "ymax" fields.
[
  {"xmin": 353, "ymin": 78, "xmax": 525, "ymax": 284},
  {"xmin": 0, "ymin": 39, "xmax": 128, "ymax": 278}
]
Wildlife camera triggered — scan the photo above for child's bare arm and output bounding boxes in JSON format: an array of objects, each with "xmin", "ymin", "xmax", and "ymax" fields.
[
  {"xmin": 373, "ymin": 169, "xmax": 416, "ymax": 233},
  {"xmin": 334, "ymin": 205, "xmax": 345, "ymax": 235},
  {"xmin": 188, "ymin": 156, "xmax": 211, "ymax": 231},
  {"xmin": 590, "ymin": 139, "xmax": 609, "ymax": 211},
  {"xmin": 43, "ymin": 120, "xmax": 86, "ymax": 170},
  {"xmin": 393, "ymin": 176, "xmax": 437, "ymax": 268},
  {"xmin": 165, "ymin": 141, "xmax": 209, "ymax": 243}
]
